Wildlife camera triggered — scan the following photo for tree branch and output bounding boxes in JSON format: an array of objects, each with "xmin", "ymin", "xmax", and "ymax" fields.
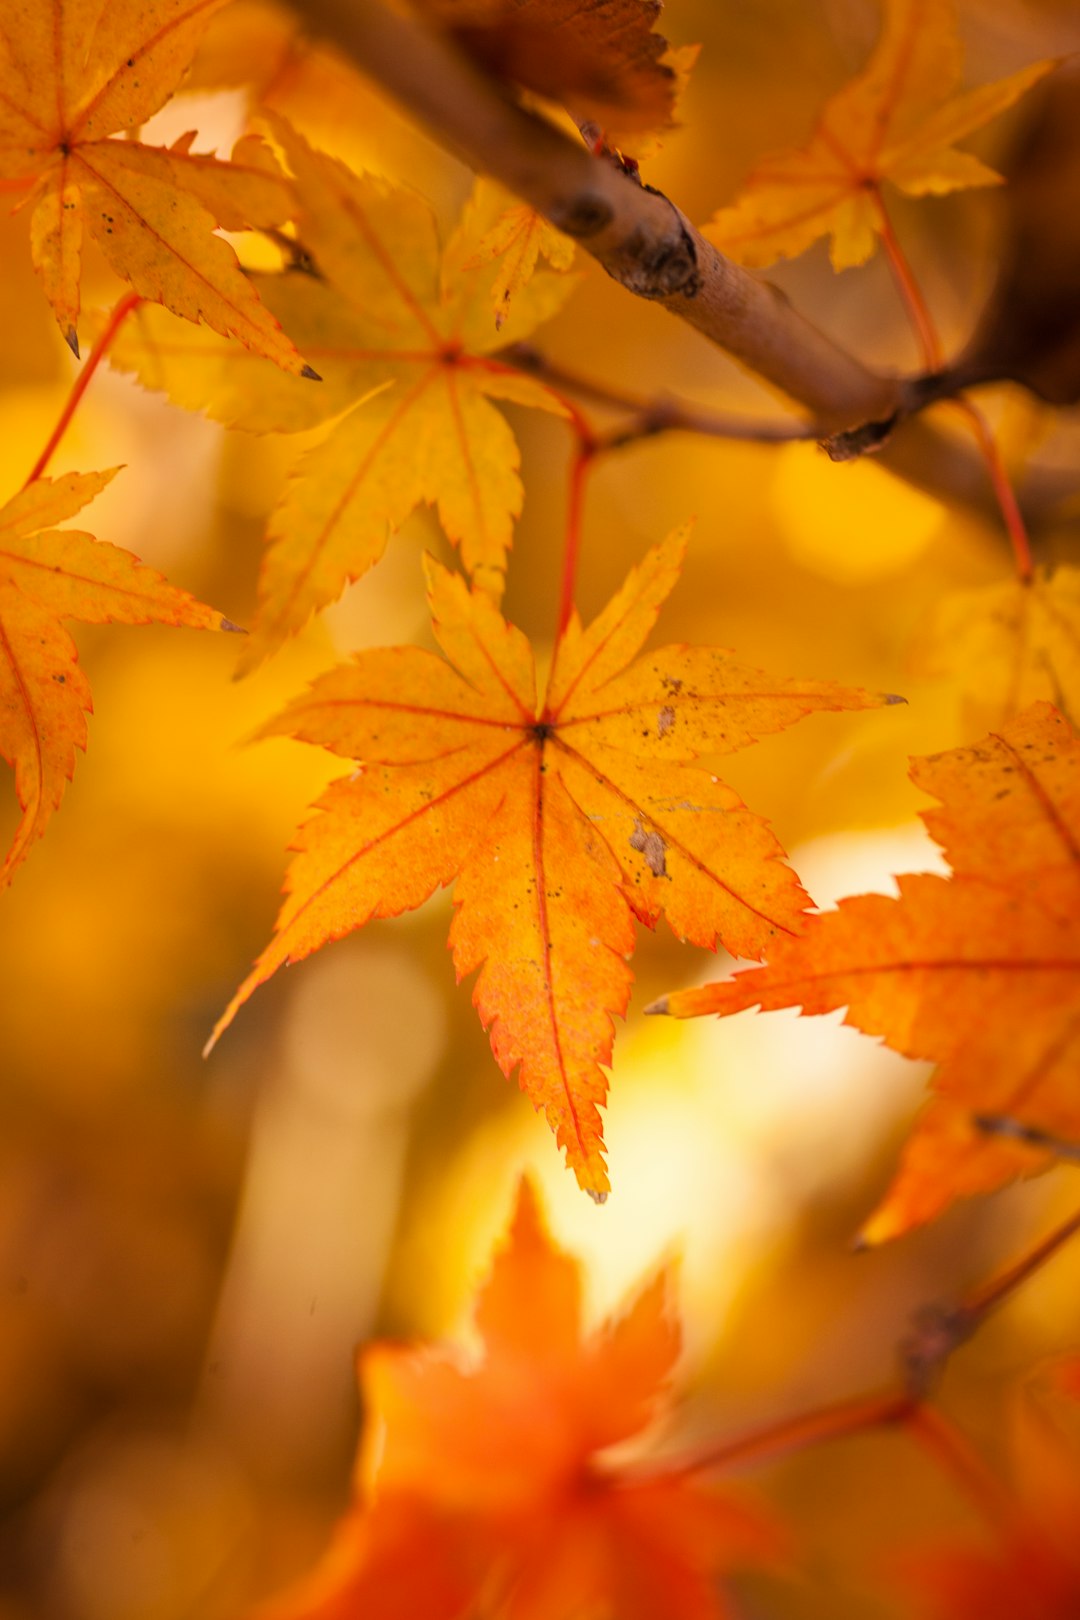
[
  {"xmin": 294, "ymin": 0, "xmax": 902, "ymax": 433},
  {"xmin": 293, "ymin": 0, "xmax": 1076, "ymax": 537},
  {"xmin": 496, "ymin": 343, "xmax": 820, "ymax": 442}
]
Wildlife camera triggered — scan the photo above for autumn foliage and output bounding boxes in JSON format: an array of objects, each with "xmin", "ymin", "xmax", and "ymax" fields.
[
  {"xmin": 661, "ymin": 702, "xmax": 1080, "ymax": 1242},
  {"xmin": 263, "ymin": 1179, "xmax": 778, "ymax": 1620},
  {"xmin": 0, "ymin": 0, "xmax": 1078, "ymax": 1616}
]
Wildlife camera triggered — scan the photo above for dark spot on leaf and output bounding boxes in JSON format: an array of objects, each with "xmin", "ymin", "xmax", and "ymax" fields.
[{"xmin": 630, "ymin": 817, "xmax": 668, "ymax": 878}]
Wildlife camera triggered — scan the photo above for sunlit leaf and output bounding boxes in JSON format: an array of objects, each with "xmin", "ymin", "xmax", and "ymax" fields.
[
  {"xmin": 0, "ymin": 0, "xmax": 310, "ymax": 369},
  {"xmin": 208, "ymin": 529, "xmax": 890, "ymax": 1195},
  {"xmin": 107, "ymin": 122, "xmax": 577, "ymax": 668},
  {"xmin": 660, "ymin": 703, "xmax": 1080, "ymax": 1239}
]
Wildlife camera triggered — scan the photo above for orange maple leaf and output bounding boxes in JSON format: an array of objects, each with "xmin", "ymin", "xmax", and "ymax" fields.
[
  {"xmin": 0, "ymin": 0, "xmax": 312, "ymax": 371},
  {"xmin": 657, "ymin": 703, "xmax": 1080, "ymax": 1241},
  {"xmin": 106, "ymin": 122, "xmax": 577, "ymax": 669},
  {"xmin": 257, "ymin": 1178, "xmax": 779, "ymax": 1620},
  {"xmin": 704, "ymin": 0, "xmax": 1054, "ymax": 270},
  {"xmin": 207, "ymin": 529, "xmax": 889, "ymax": 1196},
  {"xmin": 0, "ymin": 469, "xmax": 231, "ymax": 885}
]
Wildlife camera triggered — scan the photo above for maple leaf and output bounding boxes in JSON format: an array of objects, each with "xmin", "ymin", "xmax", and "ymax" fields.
[
  {"xmin": 207, "ymin": 529, "xmax": 890, "ymax": 1196},
  {"xmin": 257, "ymin": 1178, "xmax": 779, "ymax": 1620},
  {"xmin": 918, "ymin": 568, "xmax": 1080, "ymax": 732},
  {"xmin": 704, "ymin": 0, "xmax": 1054, "ymax": 270},
  {"xmin": 105, "ymin": 122, "xmax": 576, "ymax": 670},
  {"xmin": 656, "ymin": 703, "xmax": 1080, "ymax": 1241},
  {"xmin": 413, "ymin": 0, "xmax": 686, "ymax": 139},
  {"xmin": 0, "ymin": 469, "xmax": 231, "ymax": 886},
  {"xmin": 462, "ymin": 181, "xmax": 575, "ymax": 331},
  {"xmin": 0, "ymin": 0, "xmax": 312, "ymax": 371}
]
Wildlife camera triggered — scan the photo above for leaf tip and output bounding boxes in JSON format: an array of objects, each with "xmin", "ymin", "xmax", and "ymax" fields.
[
  {"xmin": 65, "ymin": 326, "xmax": 80, "ymax": 359},
  {"xmin": 587, "ymin": 1187, "xmax": 609, "ymax": 1205},
  {"xmin": 219, "ymin": 617, "xmax": 247, "ymax": 634},
  {"xmin": 644, "ymin": 995, "xmax": 669, "ymax": 1015},
  {"xmin": 883, "ymin": 692, "xmax": 907, "ymax": 705},
  {"xmin": 300, "ymin": 363, "xmax": 322, "ymax": 381}
]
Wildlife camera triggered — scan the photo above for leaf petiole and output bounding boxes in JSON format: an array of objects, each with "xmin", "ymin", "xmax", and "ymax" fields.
[
  {"xmin": 872, "ymin": 189, "xmax": 1035, "ymax": 581},
  {"xmin": 24, "ymin": 290, "xmax": 143, "ymax": 486}
]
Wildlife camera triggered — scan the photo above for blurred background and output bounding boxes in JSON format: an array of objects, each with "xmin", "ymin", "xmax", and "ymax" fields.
[{"xmin": 0, "ymin": 0, "xmax": 1079, "ymax": 1614}]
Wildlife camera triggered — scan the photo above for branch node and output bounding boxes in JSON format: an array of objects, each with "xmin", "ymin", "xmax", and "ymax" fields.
[
  {"xmin": 614, "ymin": 207, "xmax": 700, "ymax": 300},
  {"xmin": 549, "ymin": 190, "xmax": 614, "ymax": 238},
  {"xmin": 821, "ymin": 412, "xmax": 901, "ymax": 461},
  {"xmin": 899, "ymin": 1302, "xmax": 975, "ymax": 1399}
]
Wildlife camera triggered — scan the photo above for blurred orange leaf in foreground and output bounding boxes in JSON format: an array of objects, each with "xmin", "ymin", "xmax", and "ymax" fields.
[
  {"xmin": 901, "ymin": 1356, "xmax": 1080, "ymax": 1619},
  {"xmin": 260, "ymin": 1177, "xmax": 778, "ymax": 1620}
]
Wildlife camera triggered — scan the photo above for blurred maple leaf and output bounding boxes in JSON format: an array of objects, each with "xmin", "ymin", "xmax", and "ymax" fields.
[
  {"xmin": 918, "ymin": 568, "xmax": 1080, "ymax": 732},
  {"xmin": 704, "ymin": 0, "xmax": 1053, "ymax": 270},
  {"xmin": 107, "ymin": 124, "xmax": 576, "ymax": 669},
  {"xmin": 900, "ymin": 1356, "xmax": 1080, "ymax": 1618},
  {"xmin": 207, "ymin": 529, "xmax": 888, "ymax": 1197},
  {"xmin": 413, "ymin": 0, "xmax": 686, "ymax": 139},
  {"xmin": 0, "ymin": 0, "xmax": 311, "ymax": 371},
  {"xmin": 0, "ymin": 470, "xmax": 230, "ymax": 886},
  {"xmin": 660, "ymin": 703, "xmax": 1080, "ymax": 1240},
  {"xmin": 258, "ymin": 1177, "xmax": 779, "ymax": 1620},
  {"xmin": 462, "ymin": 183, "xmax": 575, "ymax": 331}
]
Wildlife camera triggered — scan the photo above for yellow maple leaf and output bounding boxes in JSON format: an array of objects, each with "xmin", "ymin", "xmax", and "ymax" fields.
[
  {"xmin": 658, "ymin": 703, "xmax": 1080, "ymax": 1241},
  {"xmin": 206, "ymin": 529, "xmax": 890, "ymax": 1197},
  {"xmin": 918, "ymin": 567, "xmax": 1080, "ymax": 732},
  {"xmin": 0, "ymin": 0, "xmax": 312, "ymax": 371},
  {"xmin": 258, "ymin": 1178, "xmax": 779, "ymax": 1620},
  {"xmin": 105, "ymin": 120, "xmax": 578, "ymax": 669},
  {"xmin": 462, "ymin": 180, "xmax": 576, "ymax": 330},
  {"xmin": 0, "ymin": 470, "xmax": 230, "ymax": 885},
  {"xmin": 704, "ymin": 0, "xmax": 1054, "ymax": 270}
]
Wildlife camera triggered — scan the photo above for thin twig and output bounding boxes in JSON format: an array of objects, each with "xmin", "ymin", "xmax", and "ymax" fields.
[
  {"xmin": 626, "ymin": 1388, "xmax": 913, "ymax": 1485},
  {"xmin": 499, "ymin": 342, "xmax": 819, "ymax": 442},
  {"xmin": 629, "ymin": 1199, "xmax": 1080, "ymax": 1492},
  {"xmin": 965, "ymin": 1205, "xmax": 1080, "ymax": 1320}
]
